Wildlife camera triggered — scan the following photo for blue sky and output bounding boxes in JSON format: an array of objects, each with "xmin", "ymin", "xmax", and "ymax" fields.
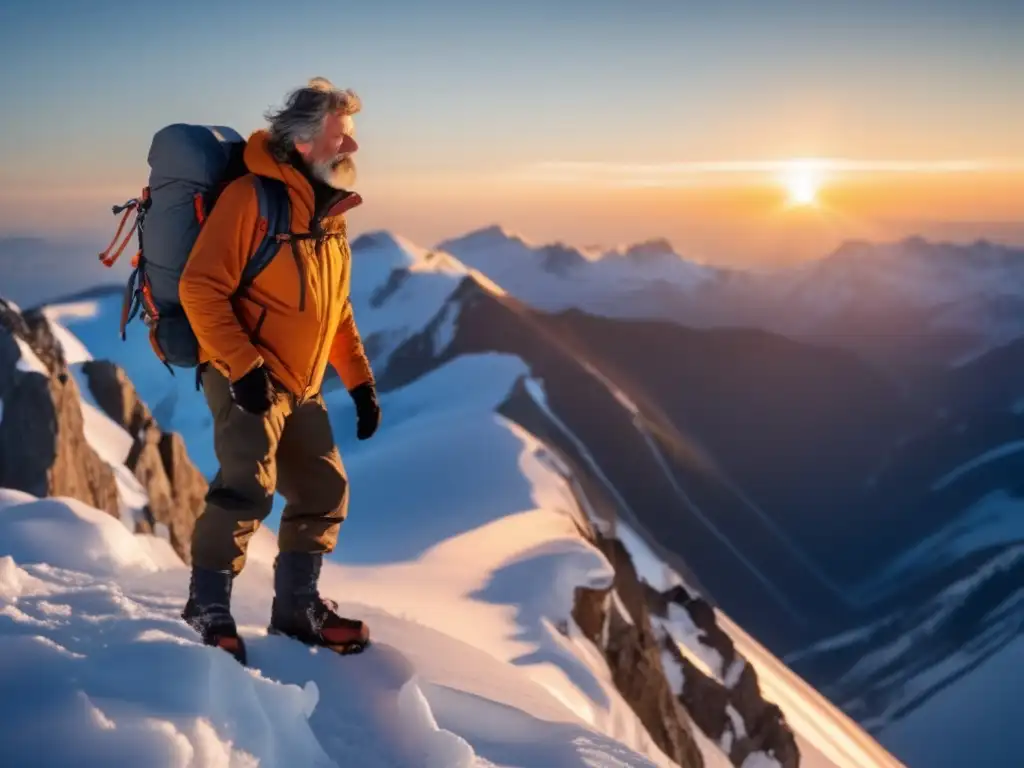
[{"xmin": 1, "ymin": 0, "xmax": 1022, "ymax": 263}]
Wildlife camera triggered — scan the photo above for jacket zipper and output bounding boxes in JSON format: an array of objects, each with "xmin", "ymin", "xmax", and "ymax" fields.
[
  {"xmin": 305, "ymin": 233, "xmax": 331, "ymax": 399},
  {"xmin": 291, "ymin": 244, "xmax": 306, "ymax": 311}
]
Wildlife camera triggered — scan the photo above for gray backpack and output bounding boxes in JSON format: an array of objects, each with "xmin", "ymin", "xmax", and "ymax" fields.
[{"xmin": 99, "ymin": 124, "xmax": 291, "ymax": 374}]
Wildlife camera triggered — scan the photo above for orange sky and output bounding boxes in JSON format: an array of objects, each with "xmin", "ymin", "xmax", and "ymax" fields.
[
  {"xmin": 340, "ymin": 165, "xmax": 1024, "ymax": 266},
  {"xmin": 3, "ymin": 2, "xmax": 1023, "ymax": 268}
]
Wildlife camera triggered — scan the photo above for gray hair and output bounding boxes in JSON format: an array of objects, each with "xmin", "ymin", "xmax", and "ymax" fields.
[{"xmin": 264, "ymin": 77, "xmax": 362, "ymax": 162}]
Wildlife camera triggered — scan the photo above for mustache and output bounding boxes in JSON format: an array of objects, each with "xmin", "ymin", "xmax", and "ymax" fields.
[{"xmin": 330, "ymin": 153, "xmax": 354, "ymax": 169}]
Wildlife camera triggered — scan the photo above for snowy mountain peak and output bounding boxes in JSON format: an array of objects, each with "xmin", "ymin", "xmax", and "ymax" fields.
[
  {"xmin": 618, "ymin": 237, "xmax": 680, "ymax": 262},
  {"xmin": 435, "ymin": 223, "xmax": 531, "ymax": 254},
  {"xmin": 351, "ymin": 229, "xmax": 435, "ymax": 268}
]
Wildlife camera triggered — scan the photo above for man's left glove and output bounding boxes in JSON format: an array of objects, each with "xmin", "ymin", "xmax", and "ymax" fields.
[{"xmin": 350, "ymin": 382, "xmax": 381, "ymax": 440}]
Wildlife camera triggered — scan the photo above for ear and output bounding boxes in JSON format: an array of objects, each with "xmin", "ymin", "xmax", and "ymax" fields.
[{"xmin": 294, "ymin": 139, "xmax": 313, "ymax": 156}]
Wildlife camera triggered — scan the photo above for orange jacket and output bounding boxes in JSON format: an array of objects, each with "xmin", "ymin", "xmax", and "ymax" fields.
[{"xmin": 179, "ymin": 130, "xmax": 374, "ymax": 400}]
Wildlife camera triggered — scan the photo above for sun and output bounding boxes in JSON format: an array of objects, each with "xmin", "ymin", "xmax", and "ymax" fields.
[{"xmin": 781, "ymin": 159, "xmax": 823, "ymax": 207}]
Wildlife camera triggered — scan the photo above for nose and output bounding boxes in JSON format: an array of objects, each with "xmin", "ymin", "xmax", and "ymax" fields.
[{"xmin": 341, "ymin": 133, "xmax": 359, "ymax": 154}]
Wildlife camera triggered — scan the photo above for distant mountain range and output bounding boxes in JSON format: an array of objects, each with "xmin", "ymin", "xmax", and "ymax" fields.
[
  {"xmin": 433, "ymin": 226, "xmax": 1024, "ymax": 374},
  {"xmin": 10, "ymin": 224, "xmax": 1024, "ymax": 377}
]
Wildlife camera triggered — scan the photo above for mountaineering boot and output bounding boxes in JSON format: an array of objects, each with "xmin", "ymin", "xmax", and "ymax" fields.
[
  {"xmin": 181, "ymin": 566, "xmax": 247, "ymax": 665},
  {"xmin": 268, "ymin": 551, "xmax": 370, "ymax": 654}
]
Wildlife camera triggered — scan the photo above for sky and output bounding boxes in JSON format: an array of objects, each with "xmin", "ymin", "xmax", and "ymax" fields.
[{"xmin": 1, "ymin": 0, "xmax": 1023, "ymax": 267}]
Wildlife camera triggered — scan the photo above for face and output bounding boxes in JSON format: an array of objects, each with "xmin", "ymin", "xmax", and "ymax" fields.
[{"xmin": 296, "ymin": 111, "xmax": 359, "ymax": 189}]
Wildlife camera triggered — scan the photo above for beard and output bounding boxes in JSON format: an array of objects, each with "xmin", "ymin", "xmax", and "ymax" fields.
[{"xmin": 310, "ymin": 153, "xmax": 357, "ymax": 190}]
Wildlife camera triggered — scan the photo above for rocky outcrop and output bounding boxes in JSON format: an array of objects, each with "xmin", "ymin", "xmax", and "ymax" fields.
[
  {"xmin": 0, "ymin": 297, "xmax": 206, "ymax": 565},
  {"xmin": 490, "ymin": 376, "xmax": 704, "ymax": 767},
  {"xmin": 493, "ymin": 375, "xmax": 798, "ymax": 768},
  {"xmin": 0, "ymin": 299, "xmax": 120, "ymax": 516},
  {"xmin": 79, "ymin": 360, "xmax": 207, "ymax": 563},
  {"xmin": 650, "ymin": 583, "xmax": 800, "ymax": 768},
  {"xmin": 571, "ymin": 533, "xmax": 706, "ymax": 768},
  {"xmin": 570, "ymin": 518, "xmax": 800, "ymax": 768}
]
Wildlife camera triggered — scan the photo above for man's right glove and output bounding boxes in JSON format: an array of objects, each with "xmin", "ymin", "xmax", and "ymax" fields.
[
  {"xmin": 230, "ymin": 365, "xmax": 275, "ymax": 415},
  {"xmin": 350, "ymin": 382, "xmax": 381, "ymax": 440}
]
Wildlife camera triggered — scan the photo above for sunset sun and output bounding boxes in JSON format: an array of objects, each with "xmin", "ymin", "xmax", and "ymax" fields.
[{"xmin": 782, "ymin": 159, "xmax": 823, "ymax": 207}]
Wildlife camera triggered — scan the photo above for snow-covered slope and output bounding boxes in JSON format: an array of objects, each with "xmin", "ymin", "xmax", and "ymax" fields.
[
  {"xmin": 0, "ymin": 352, "xmax": 693, "ymax": 767},
  {"xmin": 16, "ymin": 231, "xmax": 910, "ymax": 767}
]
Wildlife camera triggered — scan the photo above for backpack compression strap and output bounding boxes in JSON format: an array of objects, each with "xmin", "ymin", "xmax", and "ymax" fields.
[{"xmin": 239, "ymin": 175, "xmax": 292, "ymax": 291}]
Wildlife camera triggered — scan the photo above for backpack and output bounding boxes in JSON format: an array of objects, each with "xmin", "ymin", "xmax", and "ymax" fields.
[{"xmin": 98, "ymin": 124, "xmax": 291, "ymax": 375}]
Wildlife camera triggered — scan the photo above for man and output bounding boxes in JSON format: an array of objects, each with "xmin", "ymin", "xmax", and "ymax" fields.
[{"xmin": 177, "ymin": 77, "xmax": 380, "ymax": 664}]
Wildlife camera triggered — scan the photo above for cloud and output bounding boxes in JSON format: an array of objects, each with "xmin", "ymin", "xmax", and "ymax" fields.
[{"xmin": 509, "ymin": 157, "xmax": 1024, "ymax": 187}]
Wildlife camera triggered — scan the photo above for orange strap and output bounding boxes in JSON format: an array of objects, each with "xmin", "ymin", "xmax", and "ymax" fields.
[
  {"xmin": 99, "ymin": 187, "xmax": 150, "ymax": 268},
  {"xmin": 193, "ymin": 193, "xmax": 206, "ymax": 226},
  {"xmin": 99, "ymin": 207, "xmax": 138, "ymax": 267},
  {"xmin": 140, "ymin": 275, "xmax": 160, "ymax": 320},
  {"xmin": 148, "ymin": 325, "xmax": 167, "ymax": 363}
]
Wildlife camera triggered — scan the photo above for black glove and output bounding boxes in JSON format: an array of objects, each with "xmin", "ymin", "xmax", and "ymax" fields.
[
  {"xmin": 350, "ymin": 382, "xmax": 381, "ymax": 440},
  {"xmin": 230, "ymin": 365, "xmax": 275, "ymax": 415}
]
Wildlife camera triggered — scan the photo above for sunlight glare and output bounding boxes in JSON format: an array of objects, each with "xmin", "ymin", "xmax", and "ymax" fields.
[{"xmin": 783, "ymin": 159, "xmax": 823, "ymax": 207}]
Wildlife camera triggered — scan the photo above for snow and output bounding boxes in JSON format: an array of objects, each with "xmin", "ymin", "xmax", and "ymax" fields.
[
  {"xmin": 0, "ymin": 352, "xmax": 687, "ymax": 768},
  {"xmin": 0, "ymin": 491, "xmax": 173, "ymax": 576},
  {"xmin": 430, "ymin": 299, "xmax": 461, "ymax": 357},
  {"xmin": 818, "ymin": 544, "xmax": 1024, "ymax": 735},
  {"xmin": 14, "ymin": 336, "xmax": 47, "ymax": 374},
  {"xmin": 615, "ymin": 520, "xmax": 683, "ymax": 594},
  {"xmin": 42, "ymin": 302, "xmax": 96, "ymax": 364},
  {"xmin": 347, "ymin": 231, "xmax": 470, "ymax": 371},
  {"xmin": 435, "ymin": 227, "xmax": 716, "ymax": 318},
  {"xmin": 857, "ymin": 488, "xmax": 1024, "ymax": 596},
  {"xmin": 664, "ymin": 603, "xmax": 726, "ymax": 680},
  {"xmin": 15, "ymin": 237, "xmax": 909, "ymax": 768},
  {"xmin": 72, "ymin": 366, "xmax": 150, "ymax": 527},
  {"xmin": 522, "ymin": 373, "xmax": 896, "ymax": 768},
  {"xmin": 40, "ymin": 293, "xmax": 214, "ymax": 465},
  {"xmin": 878, "ymin": 631, "xmax": 1024, "ymax": 768},
  {"xmin": 714, "ymin": 611, "xmax": 905, "ymax": 768},
  {"xmin": 929, "ymin": 440, "xmax": 1024, "ymax": 491}
]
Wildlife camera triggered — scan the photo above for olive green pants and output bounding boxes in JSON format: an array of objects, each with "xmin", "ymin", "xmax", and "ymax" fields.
[{"xmin": 191, "ymin": 366, "xmax": 349, "ymax": 575}]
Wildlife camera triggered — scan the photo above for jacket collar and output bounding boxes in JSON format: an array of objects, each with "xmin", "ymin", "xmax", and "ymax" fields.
[{"xmin": 243, "ymin": 130, "xmax": 362, "ymax": 234}]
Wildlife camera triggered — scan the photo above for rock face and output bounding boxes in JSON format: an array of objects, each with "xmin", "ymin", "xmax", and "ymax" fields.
[
  {"xmin": 650, "ymin": 585, "xmax": 801, "ymax": 768},
  {"xmin": 79, "ymin": 360, "xmax": 207, "ymax": 563},
  {"xmin": 571, "ymin": 533, "xmax": 706, "ymax": 768},
  {"xmin": 0, "ymin": 297, "xmax": 207, "ymax": 565},
  {"xmin": 0, "ymin": 299, "xmax": 120, "ymax": 517},
  {"xmin": 572, "ymin": 521, "xmax": 800, "ymax": 768}
]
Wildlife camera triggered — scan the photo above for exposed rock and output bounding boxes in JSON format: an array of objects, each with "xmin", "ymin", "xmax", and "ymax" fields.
[
  {"xmin": 80, "ymin": 359, "xmax": 207, "ymax": 563},
  {"xmin": 492, "ymin": 376, "xmax": 703, "ymax": 767},
  {"xmin": 0, "ymin": 298, "xmax": 206, "ymax": 565},
  {"xmin": 572, "ymin": 534, "xmax": 705, "ymax": 768},
  {"xmin": 157, "ymin": 431, "xmax": 206, "ymax": 560},
  {"xmin": 0, "ymin": 299, "xmax": 120, "ymax": 517},
  {"xmin": 82, "ymin": 358, "xmax": 152, "ymax": 438},
  {"xmin": 650, "ymin": 583, "xmax": 801, "ymax": 768}
]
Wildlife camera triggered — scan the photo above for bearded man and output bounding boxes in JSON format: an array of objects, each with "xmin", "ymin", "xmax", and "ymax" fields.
[{"xmin": 177, "ymin": 77, "xmax": 380, "ymax": 664}]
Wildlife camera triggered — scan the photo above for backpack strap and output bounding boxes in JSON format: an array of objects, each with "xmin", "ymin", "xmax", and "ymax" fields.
[{"xmin": 239, "ymin": 175, "xmax": 291, "ymax": 292}]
